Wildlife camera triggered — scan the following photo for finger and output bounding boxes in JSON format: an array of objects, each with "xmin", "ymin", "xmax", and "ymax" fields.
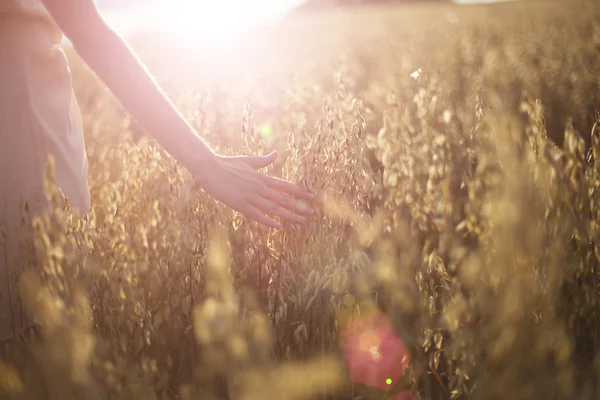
[
  {"xmin": 264, "ymin": 176, "xmax": 315, "ymax": 200},
  {"xmin": 244, "ymin": 205, "xmax": 282, "ymax": 229},
  {"xmin": 251, "ymin": 197, "xmax": 307, "ymax": 223},
  {"xmin": 262, "ymin": 188, "xmax": 315, "ymax": 216},
  {"xmin": 240, "ymin": 150, "xmax": 278, "ymax": 170}
]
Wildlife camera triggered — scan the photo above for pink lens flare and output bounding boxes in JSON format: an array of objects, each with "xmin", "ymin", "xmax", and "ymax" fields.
[{"xmin": 340, "ymin": 312, "xmax": 415, "ymax": 400}]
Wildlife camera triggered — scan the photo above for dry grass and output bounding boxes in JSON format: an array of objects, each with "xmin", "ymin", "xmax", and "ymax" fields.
[{"xmin": 2, "ymin": 1, "xmax": 600, "ymax": 399}]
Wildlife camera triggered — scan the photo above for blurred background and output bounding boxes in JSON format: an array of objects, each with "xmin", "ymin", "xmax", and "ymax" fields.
[{"xmin": 15, "ymin": 1, "xmax": 599, "ymax": 400}]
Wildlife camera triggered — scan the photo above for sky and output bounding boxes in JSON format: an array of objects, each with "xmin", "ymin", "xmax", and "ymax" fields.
[
  {"xmin": 97, "ymin": 0, "xmax": 304, "ymax": 38},
  {"xmin": 95, "ymin": 0, "xmax": 516, "ymax": 39}
]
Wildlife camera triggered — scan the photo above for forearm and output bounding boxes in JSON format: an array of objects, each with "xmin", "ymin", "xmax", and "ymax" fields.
[{"xmin": 70, "ymin": 20, "xmax": 216, "ymax": 174}]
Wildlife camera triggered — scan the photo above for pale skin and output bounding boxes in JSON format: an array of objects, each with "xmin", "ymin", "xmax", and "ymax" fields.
[{"xmin": 40, "ymin": 0, "xmax": 315, "ymax": 229}]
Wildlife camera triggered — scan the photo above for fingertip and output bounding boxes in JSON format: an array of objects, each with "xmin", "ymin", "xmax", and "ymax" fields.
[
  {"xmin": 265, "ymin": 150, "xmax": 278, "ymax": 159},
  {"xmin": 261, "ymin": 217, "xmax": 281, "ymax": 229},
  {"xmin": 302, "ymin": 191, "xmax": 316, "ymax": 200},
  {"xmin": 264, "ymin": 215, "xmax": 282, "ymax": 229}
]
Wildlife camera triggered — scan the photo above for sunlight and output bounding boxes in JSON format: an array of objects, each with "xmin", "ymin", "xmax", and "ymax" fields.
[{"xmin": 147, "ymin": 0, "xmax": 301, "ymax": 45}]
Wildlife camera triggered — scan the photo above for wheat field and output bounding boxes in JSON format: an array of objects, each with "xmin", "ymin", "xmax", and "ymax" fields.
[{"xmin": 1, "ymin": 1, "xmax": 600, "ymax": 399}]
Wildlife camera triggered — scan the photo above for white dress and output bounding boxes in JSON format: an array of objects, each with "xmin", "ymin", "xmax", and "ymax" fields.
[{"xmin": 0, "ymin": 0, "xmax": 90, "ymax": 342}]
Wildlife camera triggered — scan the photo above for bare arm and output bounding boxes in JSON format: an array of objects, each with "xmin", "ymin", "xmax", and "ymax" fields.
[
  {"xmin": 42, "ymin": 0, "xmax": 214, "ymax": 174},
  {"xmin": 41, "ymin": 0, "xmax": 315, "ymax": 228}
]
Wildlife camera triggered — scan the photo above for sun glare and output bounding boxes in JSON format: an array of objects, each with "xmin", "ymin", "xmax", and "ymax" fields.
[{"xmin": 148, "ymin": 0, "xmax": 301, "ymax": 45}]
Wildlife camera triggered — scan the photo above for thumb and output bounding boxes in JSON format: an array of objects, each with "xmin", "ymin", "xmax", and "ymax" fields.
[{"xmin": 243, "ymin": 150, "xmax": 278, "ymax": 170}]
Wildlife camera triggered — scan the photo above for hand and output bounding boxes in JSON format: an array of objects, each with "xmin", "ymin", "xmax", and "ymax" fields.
[{"xmin": 195, "ymin": 150, "xmax": 316, "ymax": 228}]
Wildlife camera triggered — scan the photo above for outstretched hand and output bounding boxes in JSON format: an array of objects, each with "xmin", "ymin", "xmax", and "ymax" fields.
[
  {"xmin": 195, "ymin": 150, "xmax": 315, "ymax": 229},
  {"xmin": 38, "ymin": 0, "xmax": 315, "ymax": 228}
]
